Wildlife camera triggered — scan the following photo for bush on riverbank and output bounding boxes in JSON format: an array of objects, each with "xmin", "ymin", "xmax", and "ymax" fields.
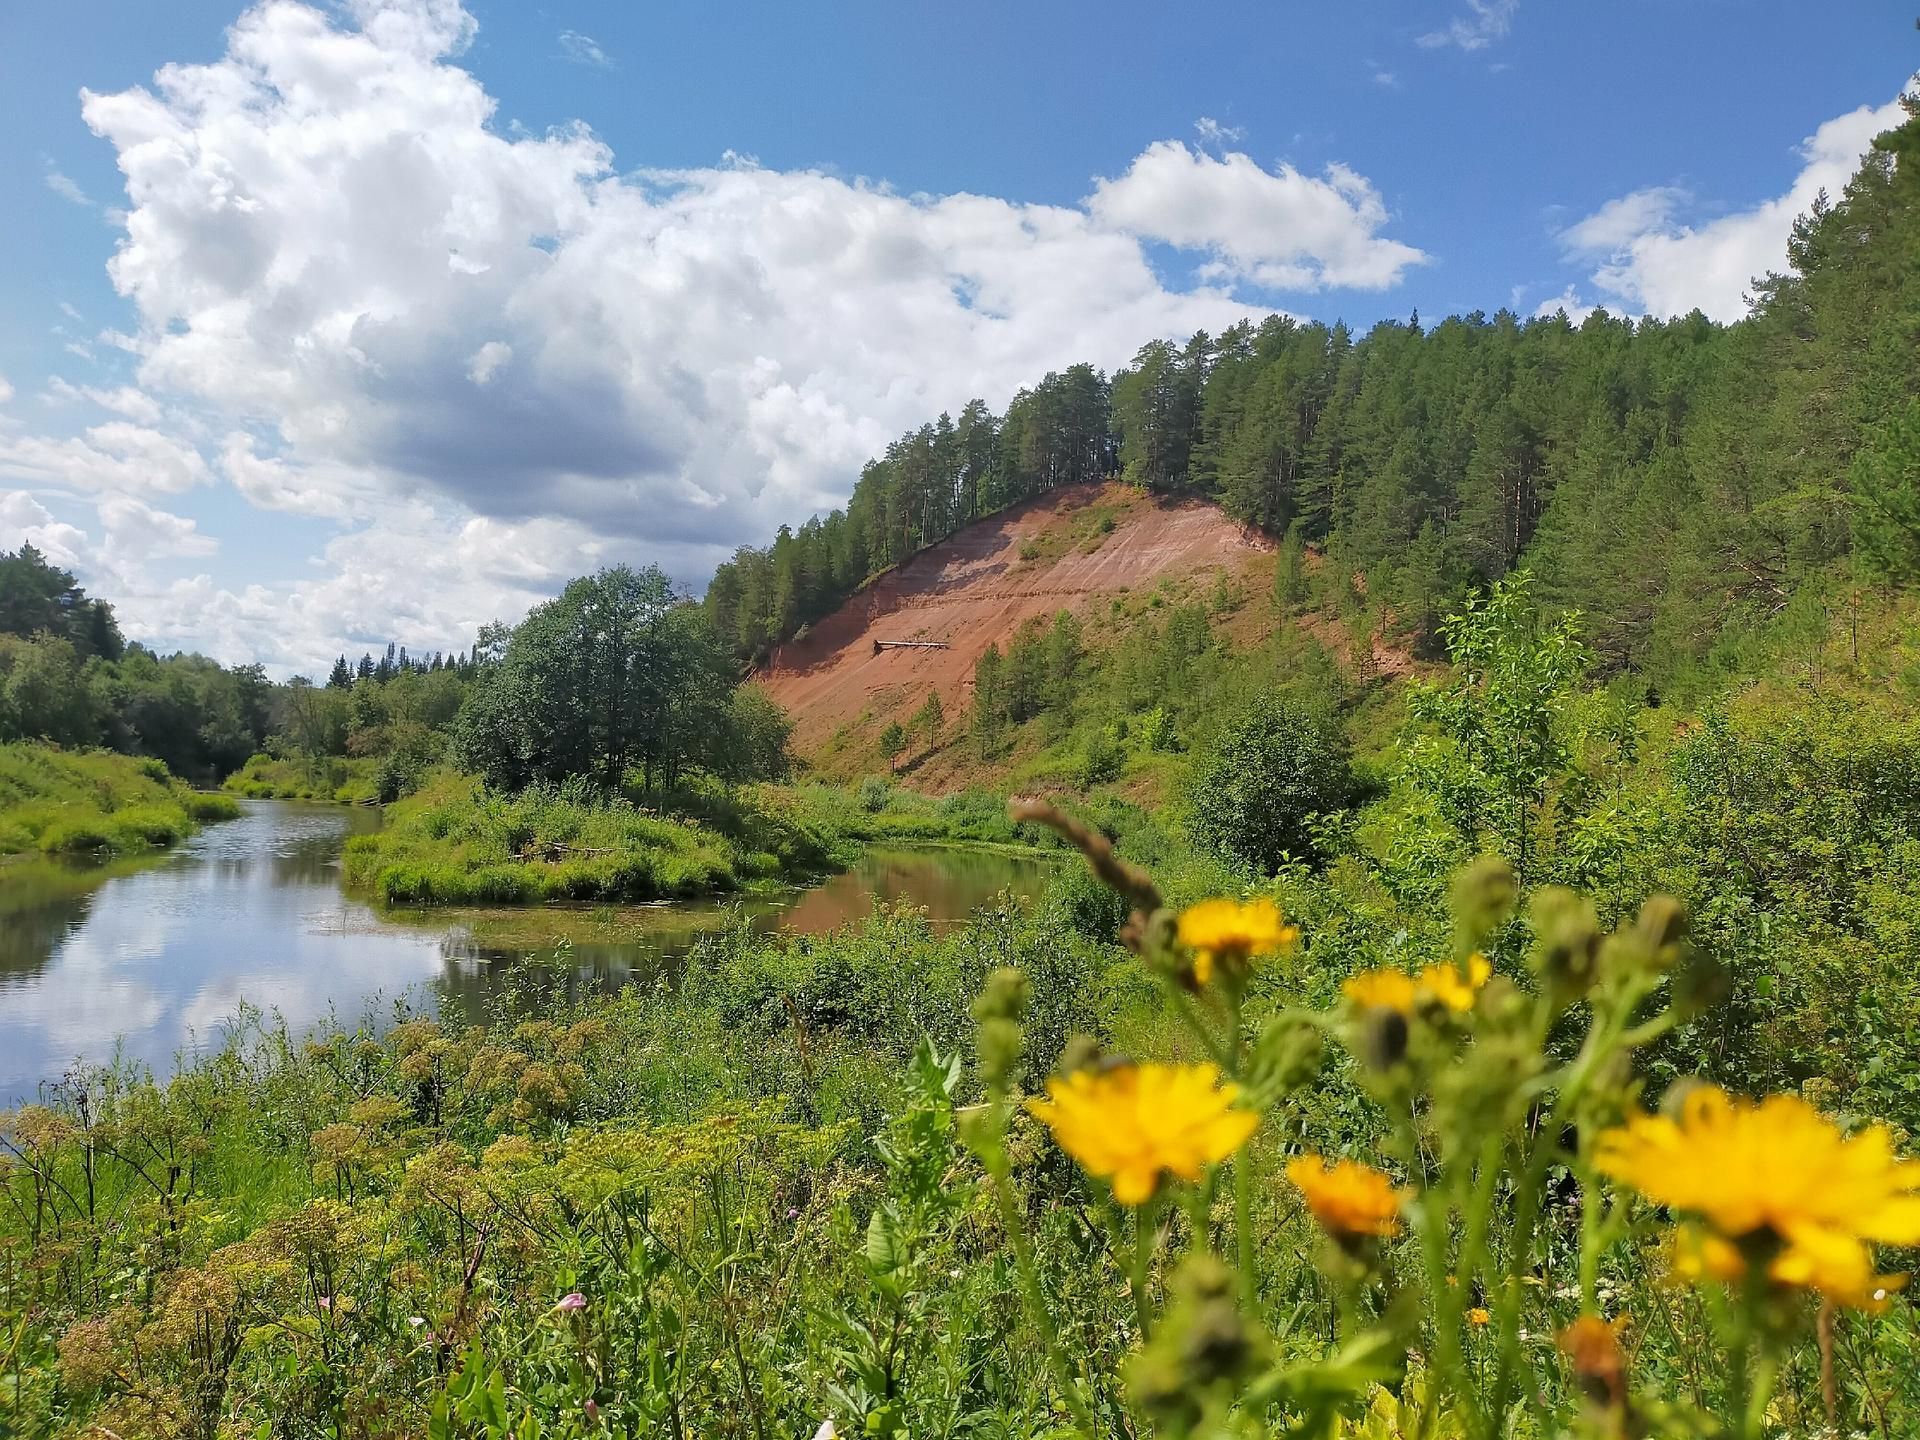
[
  {"xmin": 342, "ymin": 773, "xmax": 850, "ymax": 905},
  {"xmin": 223, "ymin": 751, "xmax": 382, "ymax": 803},
  {"xmin": 0, "ymin": 743, "xmax": 239, "ymax": 856}
]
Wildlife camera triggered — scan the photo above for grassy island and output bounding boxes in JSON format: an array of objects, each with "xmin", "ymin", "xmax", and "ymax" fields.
[{"xmin": 341, "ymin": 773, "xmax": 853, "ymax": 905}]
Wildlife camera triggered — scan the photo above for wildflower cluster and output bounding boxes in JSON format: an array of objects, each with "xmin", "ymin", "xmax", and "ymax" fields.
[{"xmin": 974, "ymin": 799, "xmax": 1915, "ymax": 1439}]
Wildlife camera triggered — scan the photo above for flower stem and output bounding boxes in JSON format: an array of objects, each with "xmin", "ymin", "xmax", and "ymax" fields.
[{"xmin": 1132, "ymin": 1198, "xmax": 1157, "ymax": 1341}]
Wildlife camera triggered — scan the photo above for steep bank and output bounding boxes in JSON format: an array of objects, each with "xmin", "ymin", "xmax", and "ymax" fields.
[{"xmin": 759, "ymin": 483, "xmax": 1271, "ymax": 754}]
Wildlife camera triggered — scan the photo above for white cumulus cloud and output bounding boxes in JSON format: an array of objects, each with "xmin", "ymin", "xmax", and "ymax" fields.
[
  {"xmin": 45, "ymin": 377, "xmax": 166, "ymax": 424},
  {"xmin": 1560, "ymin": 98, "xmax": 1908, "ymax": 321},
  {"xmin": 5, "ymin": 0, "xmax": 1429, "ymax": 671},
  {"xmin": 1087, "ymin": 141, "xmax": 1428, "ymax": 291},
  {"xmin": 0, "ymin": 422, "xmax": 211, "ymax": 496},
  {"xmin": 467, "ymin": 340, "xmax": 512, "ymax": 384}
]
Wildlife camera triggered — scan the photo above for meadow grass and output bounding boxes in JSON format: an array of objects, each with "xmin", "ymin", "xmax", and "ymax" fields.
[
  {"xmin": 0, "ymin": 742, "xmax": 239, "ymax": 856},
  {"xmin": 342, "ymin": 772, "xmax": 852, "ymax": 906}
]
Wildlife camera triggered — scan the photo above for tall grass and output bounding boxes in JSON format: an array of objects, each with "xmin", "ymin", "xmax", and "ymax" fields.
[{"xmin": 0, "ymin": 742, "xmax": 239, "ymax": 856}]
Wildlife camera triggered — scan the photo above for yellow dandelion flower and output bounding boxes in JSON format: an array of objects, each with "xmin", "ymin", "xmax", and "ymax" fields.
[
  {"xmin": 1026, "ymin": 1062, "xmax": 1259, "ymax": 1205},
  {"xmin": 1668, "ymin": 1223, "xmax": 1907, "ymax": 1312},
  {"xmin": 1342, "ymin": 969, "xmax": 1418, "ymax": 1012},
  {"xmin": 1467, "ymin": 1306, "xmax": 1492, "ymax": 1326},
  {"xmin": 1341, "ymin": 954, "xmax": 1491, "ymax": 1015},
  {"xmin": 1286, "ymin": 1154, "xmax": 1406, "ymax": 1238},
  {"xmin": 1598, "ymin": 1086, "xmax": 1920, "ymax": 1309},
  {"xmin": 1418, "ymin": 952, "xmax": 1492, "ymax": 1012},
  {"xmin": 1177, "ymin": 897, "xmax": 1298, "ymax": 985}
]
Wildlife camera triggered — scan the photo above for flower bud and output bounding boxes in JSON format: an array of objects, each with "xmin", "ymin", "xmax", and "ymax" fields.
[
  {"xmin": 976, "ymin": 1018, "xmax": 1023, "ymax": 1091},
  {"xmin": 1358, "ymin": 1006, "xmax": 1409, "ymax": 1071},
  {"xmin": 1451, "ymin": 855, "xmax": 1518, "ymax": 945},
  {"xmin": 971, "ymin": 967, "xmax": 1029, "ymax": 1024},
  {"xmin": 1634, "ymin": 895, "xmax": 1687, "ymax": 952},
  {"xmin": 1125, "ymin": 1254, "xmax": 1259, "ymax": 1432},
  {"xmin": 1527, "ymin": 887, "xmax": 1601, "ymax": 1002}
]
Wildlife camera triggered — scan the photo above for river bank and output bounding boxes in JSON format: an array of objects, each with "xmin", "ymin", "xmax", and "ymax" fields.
[
  {"xmin": 0, "ymin": 742, "xmax": 240, "ymax": 856},
  {"xmin": 0, "ymin": 797, "xmax": 1055, "ymax": 1103}
]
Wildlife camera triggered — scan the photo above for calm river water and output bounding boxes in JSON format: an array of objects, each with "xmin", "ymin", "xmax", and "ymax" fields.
[{"xmin": 0, "ymin": 800, "xmax": 1054, "ymax": 1102}]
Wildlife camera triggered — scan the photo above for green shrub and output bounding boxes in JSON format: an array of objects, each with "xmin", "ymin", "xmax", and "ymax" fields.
[
  {"xmin": 37, "ymin": 817, "xmax": 116, "ymax": 853},
  {"xmin": 1188, "ymin": 699, "xmax": 1352, "ymax": 873},
  {"xmin": 183, "ymin": 792, "xmax": 242, "ymax": 821}
]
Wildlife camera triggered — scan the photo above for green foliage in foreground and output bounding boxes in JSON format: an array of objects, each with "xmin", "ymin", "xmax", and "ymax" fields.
[
  {"xmin": 341, "ymin": 773, "xmax": 851, "ymax": 906},
  {"xmin": 0, "ymin": 742, "xmax": 239, "ymax": 856},
  {"xmin": 6, "ymin": 857, "xmax": 1918, "ymax": 1438}
]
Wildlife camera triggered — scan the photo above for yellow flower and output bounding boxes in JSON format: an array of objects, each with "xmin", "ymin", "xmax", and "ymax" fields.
[
  {"xmin": 1466, "ymin": 1306, "xmax": 1492, "ymax": 1326},
  {"xmin": 1419, "ymin": 953, "xmax": 1492, "ymax": 1012},
  {"xmin": 1668, "ymin": 1223, "xmax": 1907, "ymax": 1312},
  {"xmin": 1342, "ymin": 969, "xmax": 1418, "ymax": 1012},
  {"xmin": 1177, "ymin": 897, "xmax": 1298, "ymax": 985},
  {"xmin": 1026, "ymin": 1062, "xmax": 1259, "ymax": 1205},
  {"xmin": 1598, "ymin": 1086, "xmax": 1920, "ymax": 1309},
  {"xmin": 1341, "ymin": 954, "xmax": 1491, "ymax": 1014},
  {"xmin": 1286, "ymin": 1154, "xmax": 1406, "ymax": 1238}
]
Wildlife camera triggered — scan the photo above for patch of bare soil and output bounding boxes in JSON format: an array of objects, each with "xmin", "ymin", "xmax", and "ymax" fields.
[{"xmin": 760, "ymin": 483, "xmax": 1271, "ymax": 752}]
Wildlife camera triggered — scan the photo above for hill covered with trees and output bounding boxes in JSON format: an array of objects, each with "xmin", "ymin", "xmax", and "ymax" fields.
[{"xmin": 709, "ymin": 99, "xmax": 1920, "ymax": 686}]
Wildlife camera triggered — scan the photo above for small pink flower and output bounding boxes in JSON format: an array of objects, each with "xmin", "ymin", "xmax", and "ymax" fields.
[
  {"xmin": 317, "ymin": 1296, "xmax": 332, "ymax": 1311},
  {"xmin": 786, "ymin": 1207, "xmax": 800, "ymax": 1221},
  {"xmin": 584, "ymin": 1399, "xmax": 600, "ymax": 1422},
  {"xmin": 554, "ymin": 1291, "xmax": 587, "ymax": 1313}
]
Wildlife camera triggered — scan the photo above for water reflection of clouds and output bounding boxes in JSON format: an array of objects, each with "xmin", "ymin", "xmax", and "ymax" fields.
[
  {"xmin": 2, "ymin": 804, "xmax": 446, "ymax": 1101},
  {"xmin": 5, "ymin": 809, "xmax": 1053, "ymax": 1102}
]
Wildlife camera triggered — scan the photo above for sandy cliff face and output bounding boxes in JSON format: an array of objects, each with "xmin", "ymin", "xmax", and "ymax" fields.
[{"xmin": 759, "ymin": 483, "xmax": 1270, "ymax": 750}]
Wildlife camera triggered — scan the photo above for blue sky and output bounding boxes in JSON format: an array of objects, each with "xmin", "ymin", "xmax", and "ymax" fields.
[{"xmin": 0, "ymin": 0, "xmax": 1913, "ymax": 672}]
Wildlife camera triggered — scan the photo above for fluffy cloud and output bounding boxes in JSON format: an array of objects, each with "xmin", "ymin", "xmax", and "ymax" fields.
[
  {"xmin": 1088, "ymin": 142, "xmax": 1427, "ymax": 291},
  {"xmin": 74, "ymin": 0, "xmax": 1418, "ymax": 538},
  {"xmin": 0, "ymin": 422, "xmax": 211, "ymax": 495},
  {"xmin": 117, "ymin": 505, "xmax": 608, "ymax": 671},
  {"xmin": 1530, "ymin": 286, "xmax": 1600, "ymax": 323},
  {"xmin": 45, "ymin": 377, "xmax": 166, "ymax": 424},
  {"xmin": 1559, "ymin": 99, "xmax": 1906, "ymax": 321},
  {"xmin": 5, "ymin": 0, "xmax": 1430, "ymax": 671},
  {"xmin": 97, "ymin": 493, "xmax": 218, "ymax": 565},
  {"xmin": 0, "ymin": 492, "xmax": 90, "ymax": 569},
  {"xmin": 0, "ymin": 375, "xmax": 13, "ymax": 405}
]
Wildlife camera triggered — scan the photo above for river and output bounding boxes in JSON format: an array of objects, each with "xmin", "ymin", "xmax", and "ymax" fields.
[{"xmin": 0, "ymin": 800, "xmax": 1055, "ymax": 1103}]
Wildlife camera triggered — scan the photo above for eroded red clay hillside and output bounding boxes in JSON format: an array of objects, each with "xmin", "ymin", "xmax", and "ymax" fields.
[{"xmin": 759, "ymin": 483, "xmax": 1271, "ymax": 753}]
